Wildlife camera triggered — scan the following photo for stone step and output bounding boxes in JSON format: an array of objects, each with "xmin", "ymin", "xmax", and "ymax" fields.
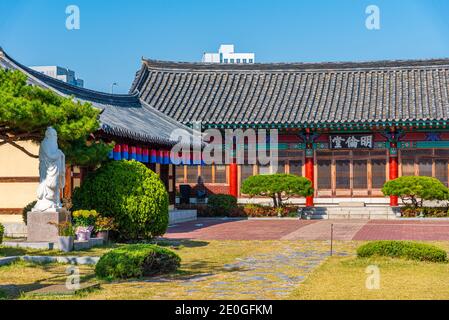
[
  {"xmin": 3, "ymin": 238, "xmax": 104, "ymax": 251},
  {"xmin": 327, "ymin": 207, "xmax": 392, "ymax": 212},
  {"xmin": 339, "ymin": 202, "xmax": 366, "ymax": 207},
  {"xmin": 300, "ymin": 206, "xmax": 399, "ymax": 220},
  {"xmin": 22, "ymin": 255, "xmax": 100, "ymax": 265},
  {"xmin": 27, "ymin": 282, "xmax": 100, "ymax": 297},
  {"xmin": 301, "ymin": 215, "xmax": 328, "ymax": 220},
  {"xmin": 300, "ymin": 208, "xmax": 327, "ymax": 213},
  {"xmin": 0, "ymin": 256, "xmax": 20, "ymax": 266},
  {"xmin": 73, "ymin": 238, "xmax": 104, "ymax": 251}
]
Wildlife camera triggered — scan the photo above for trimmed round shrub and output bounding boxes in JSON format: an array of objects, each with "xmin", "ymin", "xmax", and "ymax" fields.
[
  {"xmin": 241, "ymin": 174, "xmax": 313, "ymax": 208},
  {"xmin": 0, "ymin": 223, "xmax": 4, "ymax": 244},
  {"xmin": 357, "ymin": 241, "xmax": 448, "ymax": 263},
  {"xmin": 22, "ymin": 200, "xmax": 37, "ymax": 225},
  {"xmin": 382, "ymin": 176, "xmax": 449, "ymax": 207},
  {"xmin": 207, "ymin": 194, "xmax": 238, "ymax": 216},
  {"xmin": 95, "ymin": 244, "xmax": 181, "ymax": 280},
  {"xmin": 72, "ymin": 160, "xmax": 169, "ymax": 240}
]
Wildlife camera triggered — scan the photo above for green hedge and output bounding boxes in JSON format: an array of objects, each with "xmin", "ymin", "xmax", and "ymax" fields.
[
  {"xmin": 357, "ymin": 241, "xmax": 448, "ymax": 263},
  {"xmin": 72, "ymin": 161, "xmax": 169, "ymax": 240},
  {"xmin": 22, "ymin": 201, "xmax": 37, "ymax": 225},
  {"xmin": 401, "ymin": 206, "xmax": 449, "ymax": 218},
  {"xmin": 207, "ymin": 194, "xmax": 238, "ymax": 216},
  {"xmin": 241, "ymin": 204, "xmax": 298, "ymax": 217},
  {"xmin": 0, "ymin": 223, "xmax": 4, "ymax": 244},
  {"xmin": 95, "ymin": 244, "xmax": 181, "ymax": 280}
]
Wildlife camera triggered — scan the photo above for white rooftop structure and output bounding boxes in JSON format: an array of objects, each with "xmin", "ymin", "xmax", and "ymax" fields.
[
  {"xmin": 30, "ymin": 66, "xmax": 84, "ymax": 88},
  {"xmin": 202, "ymin": 44, "xmax": 255, "ymax": 64}
]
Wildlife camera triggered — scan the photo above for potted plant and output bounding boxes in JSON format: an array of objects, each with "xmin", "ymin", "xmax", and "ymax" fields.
[
  {"xmin": 94, "ymin": 216, "xmax": 116, "ymax": 242},
  {"xmin": 49, "ymin": 221, "xmax": 75, "ymax": 252},
  {"xmin": 72, "ymin": 210, "xmax": 99, "ymax": 241}
]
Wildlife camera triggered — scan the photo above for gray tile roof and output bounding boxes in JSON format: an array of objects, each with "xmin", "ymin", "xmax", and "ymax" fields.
[
  {"xmin": 130, "ymin": 58, "xmax": 449, "ymax": 127},
  {"xmin": 0, "ymin": 48, "xmax": 195, "ymax": 147}
]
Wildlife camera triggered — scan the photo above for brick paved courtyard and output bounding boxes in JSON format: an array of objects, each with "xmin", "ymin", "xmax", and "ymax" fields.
[{"xmin": 164, "ymin": 218, "xmax": 449, "ymax": 241}]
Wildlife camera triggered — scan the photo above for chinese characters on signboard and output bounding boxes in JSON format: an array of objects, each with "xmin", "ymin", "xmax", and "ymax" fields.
[{"xmin": 329, "ymin": 135, "xmax": 374, "ymax": 149}]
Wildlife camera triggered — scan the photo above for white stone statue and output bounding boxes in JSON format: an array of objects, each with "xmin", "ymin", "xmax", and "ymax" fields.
[{"xmin": 33, "ymin": 127, "xmax": 66, "ymax": 212}]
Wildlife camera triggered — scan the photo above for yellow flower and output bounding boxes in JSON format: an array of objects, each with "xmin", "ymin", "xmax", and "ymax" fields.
[{"xmin": 73, "ymin": 210, "xmax": 100, "ymax": 219}]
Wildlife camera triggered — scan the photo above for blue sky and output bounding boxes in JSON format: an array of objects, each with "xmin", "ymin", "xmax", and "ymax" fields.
[{"xmin": 1, "ymin": 0, "xmax": 449, "ymax": 93}]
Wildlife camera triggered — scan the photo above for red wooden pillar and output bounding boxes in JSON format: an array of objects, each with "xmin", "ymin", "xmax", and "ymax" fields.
[
  {"xmin": 305, "ymin": 153, "xmax": 315, "ymax": 207},
  {"xmin": 229, "ymin": 163, "xmax": 238, "ymax": 198},
  {"xmin": 389, "ymin": 148, "xmax": 399, "ymax": 207},
  {"xmin": 63, "ymin": 165, "xmax": 73, "ymax": 199}
]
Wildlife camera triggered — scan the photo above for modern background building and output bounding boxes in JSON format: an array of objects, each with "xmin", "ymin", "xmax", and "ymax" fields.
[
  {"xmin": 30, "ymin": 65, "xmax": 84, "ymax": 87},
  {"xmin": 202, "ymin": 44, "xmax": 255, "ymax": 64}
]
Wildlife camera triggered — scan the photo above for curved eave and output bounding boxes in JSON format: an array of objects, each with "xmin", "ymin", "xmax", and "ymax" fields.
[
  {"xmin": 100, "ymin": 124, "xmax": 177, "ymax": 147},
  {"xmin": 203, "ymin": 119, "xmax": 449, "ymax": 130},
  {"xmin": 100, "ymin": 124, "xmax": 204, "ymax": 148},
  {"xmin": 141, "ymin": 57, "xmax": 449, "ymax": 73}
]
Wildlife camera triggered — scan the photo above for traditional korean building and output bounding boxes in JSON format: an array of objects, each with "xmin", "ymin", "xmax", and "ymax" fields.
[
  {"xmin": 131, "ymin": 58, "xmax": 449, "ymax": 207},
  {"xmin": 0, "ymin": 48, "xmax": 196, "ymax": 212}
]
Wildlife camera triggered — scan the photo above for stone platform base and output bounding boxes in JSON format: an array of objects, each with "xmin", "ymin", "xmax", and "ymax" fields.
[
  {"xmin": 169, "ymin": 209, "xmax": 197, "ymax": 224},
  {"xmin": 1, "ymin": 222, "xmax": 27, "ymax": 238},
  {"xmin": 2, "ymin": 241, "xmax": 55, "ymax": 250},
  {"xmin": 3, "ymin": 238, "xmax": 104, "ymax": 251},
  {"xmin": 27, "ymin": 209, "xmax": 70, "ymax": 243},
  {"xmin": 0, "ymin": 215, "xmax": 27, "ymax": 238}
]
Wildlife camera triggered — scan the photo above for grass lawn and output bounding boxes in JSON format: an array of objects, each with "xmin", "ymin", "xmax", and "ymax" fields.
[
  {"xmin": 1, "ymin": 240, "xmax": 449, "ymax": 300},
  {"xmin": 290, "ymin": 242, "xmax": 449, "ymax": 300},
  {"xmin": 0, "ymin": 240, "xmax": 356, "ymax": 300}
]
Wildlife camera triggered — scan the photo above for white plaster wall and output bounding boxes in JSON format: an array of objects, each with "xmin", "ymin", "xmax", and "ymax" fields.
[
  {"xmin": 0, "ymin": 183, "xmax": 38, "ymax": 208},
  {"xmin": 0, "ymin": 141, "xmax": 39, "ymax": 208},
  {"xmin": 0, "ymin": 142, "xmax": 39, "ymax": 177}
]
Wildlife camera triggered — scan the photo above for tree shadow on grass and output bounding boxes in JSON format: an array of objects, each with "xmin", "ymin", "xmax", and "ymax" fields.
[
  {"xmin": 104, "ymin": 258, "xmax": 246, "ymax": 286},
  {"xmin": 0, "ymin": 246, "xmax": 30, "ymax": 257},
  {"xmin": 0, "ymin": 246, "xmax": 69, "ymax": 257},
  {"xmin": 173, "ymin": 258, "xmax": 251, "ymax": 280},
  {"xmin": 154, "ymin": 239, "xmax": 210, "ymax": 249},
  {"xmin": 0, "ymin": 270, "xmax": 64, "ymax": 299},
  {"xmin": 0, "ymin": 284, "xmax": 45, "ymax": 300},
  {"xmin": 0, "ymin": 261, "xmax": 97, "ymax": 300}
]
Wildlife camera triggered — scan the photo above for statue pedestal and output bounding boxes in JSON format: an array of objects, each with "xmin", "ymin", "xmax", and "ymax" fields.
[{"xmin": 27, "ymin": 209, "xmax": 70, "ymax": 243}]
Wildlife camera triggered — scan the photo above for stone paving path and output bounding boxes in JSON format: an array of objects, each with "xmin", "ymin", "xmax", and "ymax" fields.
[
  {"xmin": 166, "ymin": 218, "xmax": 449, "ymax": 241},
  {"xmin": 166, "ymin": 219, "xmax": 316, "ymax": 240},
  {"xmin": 354, "ymin": 220, "xmax": 449, "ymax": 241},
  {"xmin": 282, "ymin": 220, "xmax": 367, "ymax": 240},
  {"xmin": 174, "ymin": 243, "xmax": 351, "ymax": 300}
]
